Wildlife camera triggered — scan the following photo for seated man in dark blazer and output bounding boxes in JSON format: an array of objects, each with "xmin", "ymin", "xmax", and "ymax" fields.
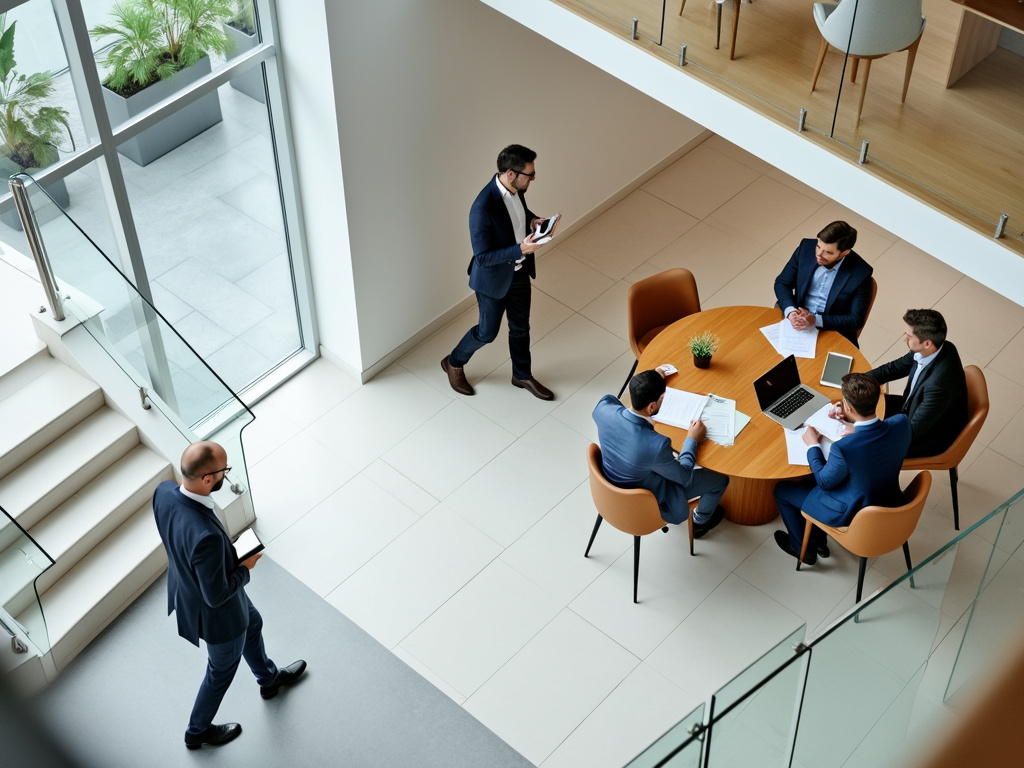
[
  {"xmin": 866, "ymin": 308, "xmax": 968, "ymax": 458},
  {"xmin": 592, "ymin": 369, "xmax": 729, "ymax": 538},
  {"xmin": 774, "ymin": 373, "xmax": 911, "ymax": 564},
  {"xmin": 774, "ymin": 220, "xmax": 873, "ymax": 346},
  {"xmin": 153, "ymin": 441, "xmax": 306, "ymax": 750}
]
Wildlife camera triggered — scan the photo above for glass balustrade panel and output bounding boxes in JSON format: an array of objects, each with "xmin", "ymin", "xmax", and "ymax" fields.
[{"xmin": 0, "ymin": 506, "xmax": 54, "ymax": 657}]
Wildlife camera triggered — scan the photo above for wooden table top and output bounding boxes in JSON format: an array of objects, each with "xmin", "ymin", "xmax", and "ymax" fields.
[{"xmin": 637, "ymin": 305, "xmax": 878, "ymax": 482}]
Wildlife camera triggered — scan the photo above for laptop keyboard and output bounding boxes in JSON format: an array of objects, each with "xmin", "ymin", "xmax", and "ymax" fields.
[{"xmin": 770, "ymin": 388, "xmax": 814, "ymax": 418}]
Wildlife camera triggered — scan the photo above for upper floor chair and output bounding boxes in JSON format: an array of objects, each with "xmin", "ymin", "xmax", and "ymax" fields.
[
  {"xmin": 810, "ymin": 0, "xmax": 926, "ymax": 126},
  {"xmin": 618, "ymin": 268, "xmax": 701, "ymax": 399},
  {"xmin": 902, "ymin": 365, "xmax": 989, "ymax": 531}
]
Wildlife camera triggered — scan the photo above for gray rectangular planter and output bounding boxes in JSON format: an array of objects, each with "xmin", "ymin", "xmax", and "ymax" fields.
[
  {"xmin": 0, "ymin": 154, "xmax": 71, "ymax": 232},
  {"xmin": 224, "ymin": 24, "xmax": 266, "ymax": 104},
  {"xmin": 102, "ymin": 56, "xmax": 223, "ymax": 167}
]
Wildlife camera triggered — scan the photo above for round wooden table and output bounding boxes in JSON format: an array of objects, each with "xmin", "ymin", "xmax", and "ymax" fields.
[{"xmin": 637, "ymin": 306, "xmax": 879, "ymax": 526}]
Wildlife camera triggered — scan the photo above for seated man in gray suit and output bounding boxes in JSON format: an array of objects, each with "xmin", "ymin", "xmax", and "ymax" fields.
[
  {"xmin": 865, "ymin": 308, "xmax": 968, "ymax": 458},
  {"xmin": 592, "ymin": 369, "xmax": 729, "ymax": 538}
]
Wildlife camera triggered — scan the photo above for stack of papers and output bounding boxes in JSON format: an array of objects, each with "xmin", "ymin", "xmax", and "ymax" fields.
[
  {"xmin": 653, "ymin": 389, "xmax": 751, "ymax": 447},
  {"xmin": 652, "ymin": 388, "xmax": 709, "ymax": 428},
  {"xmin": 760, "ymin": 320, "xmax": 818, "ymax": 358},
  {"xmin": 803, "ymin": 403, "xmax": 849, "ymax": 443},
  {"xmin": 784, "ymin": 428, "xmax": 833, "ymax": 465},
  {"xmin": 703, "ymin": 393, "xmax": 737, "ymax": 446}
]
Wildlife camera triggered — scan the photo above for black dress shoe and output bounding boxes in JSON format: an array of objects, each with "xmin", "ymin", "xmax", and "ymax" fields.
[
  {"xmin": 693, "ymin": 505, "xmax": 726, "ymax": 539},
  {"xmin": 816, "ymin": 541, "xmax": 831, "ymax": 559},
  {"xmin": 774, "ymin": 530, "xmax": 817, "ymax": 565},
  {"xmin": 442, "ymin": 356, "xmax": 475, "ymax": 396},
  {"xmin": 511, "ymin": 376, "xmax": 554, "ymax": 401},
  {"xmin": 260, "ymin": 659, "xmax": 307, "ymax": 699},
  {"xmin": 185, "ymin": 723, "xmax": 241, "ymax": 750}
]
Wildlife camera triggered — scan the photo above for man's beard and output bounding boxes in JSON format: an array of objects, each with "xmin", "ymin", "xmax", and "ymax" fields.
[{"xmin": 212, "ymin": 477, "xmax": 225, "ymax": 492}]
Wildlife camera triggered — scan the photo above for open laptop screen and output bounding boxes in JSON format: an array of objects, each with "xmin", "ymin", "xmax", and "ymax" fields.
[{"xmin": 753, "ymin": 354, "xmax": 802, "ymax": 411}]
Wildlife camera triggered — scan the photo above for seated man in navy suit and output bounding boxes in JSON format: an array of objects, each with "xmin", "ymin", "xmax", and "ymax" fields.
[
  {"xmin": 153, "ymin": 441, "xmax": 307, "ymax": 750},
  {"xmin": 774, "ymin": 220, "xmax": 873, "ymax": 346},
  {"xmin": 592, "ymin": 369, "xmax": 729, "ymax": 538},
  {"xmin": 865, "ymin": 308, "xmax": 968, "ymax": 458},
  {"xmin": 774, "ymin": 373, "xmax": 911, "ymax": 564}
]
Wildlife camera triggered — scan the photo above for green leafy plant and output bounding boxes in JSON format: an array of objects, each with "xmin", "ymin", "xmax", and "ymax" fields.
[
  {"xmin": 90, "ymin": 0, "xmax": 234, "ymax": 97},
  {"xmin": 0, "ymin": 16, "xmax": 73, "ymax": 171},
  {"xmin": 227, "ymin": 0, "xmax": 256, "ymax": 36},
  {"xmin": 687, "ymin": 331, "xmax": 719, "ymax": 358}
]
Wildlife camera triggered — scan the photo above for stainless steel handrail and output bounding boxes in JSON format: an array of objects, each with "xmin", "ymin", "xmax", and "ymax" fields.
[{"xmin": 8, "ymin": 176, "xmax": 65, "ymax": 321}]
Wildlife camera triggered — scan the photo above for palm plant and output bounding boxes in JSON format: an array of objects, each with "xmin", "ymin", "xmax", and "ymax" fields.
[
  {"xmin": 0, "ymin": 16, "xmax": 73, "ymax": 171},
  {"xmin": 227, "ymin": 0, "xmax": 256, "ymax": 36},
  {"xmin": 90, "ymin": 0, "xmax": 234, "ymax": 97}
]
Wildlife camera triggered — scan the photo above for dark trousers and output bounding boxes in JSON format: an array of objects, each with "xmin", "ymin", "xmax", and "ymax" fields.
[
  {"xmin": 450, "ymin": 272, "xmax": 532, "ymax": 380},
  {"xmin": 775, "ymin": 478, "xmax": 827, "ymax": 552},
  {"xmin": 187, "ymin": 597, "xmax": 278, "ymax": 735}
]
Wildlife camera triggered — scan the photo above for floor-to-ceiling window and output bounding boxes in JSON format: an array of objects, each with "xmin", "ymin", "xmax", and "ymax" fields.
[{"xmin": 0, "ymin": 0, "xmax": 315, "ymax": 411}]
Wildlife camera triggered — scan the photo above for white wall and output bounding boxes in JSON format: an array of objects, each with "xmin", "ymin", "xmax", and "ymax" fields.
[{"xmin": 285, "ymin": 0, "xmax": 702, "ymax": 373}]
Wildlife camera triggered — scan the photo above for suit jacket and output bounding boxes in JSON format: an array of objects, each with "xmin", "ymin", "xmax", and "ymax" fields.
[
  {"xmin": 152, "ymin": 480, "xmax": 250, "ymax": 646},
  {"xmin": 866, "ymin": 342, "xmax": 968, "ymax": 458},
  {"xmin": 592, "ymin": 395, "xmax": 700, "ymax": 525},
  {"xmin": 802, "ymin": 415, "xmax": 911, "ymax": 528},
  {"xmin": 467, "ymin": 175, "xmax": 537, "ymax": 299},
  {"xmin": 773, "ymin": 238, "xmax": 874, "ymax": 346}
]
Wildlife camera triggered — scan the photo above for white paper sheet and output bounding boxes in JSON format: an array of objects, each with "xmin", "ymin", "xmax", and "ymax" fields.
[
  {"xmin": 760, "ymin": 323, "xmax": 783, "ymax": 355},
  {"xmin": 778, "ymin": 319, "xmax": 818, "ymax": 358},
  {"xmin": 702, "ymin": 393, "xmax": 737, "ymax": 446},
  {"xmin": 803, "ymin": 402, "xmax": 849, "ymax": 443},
  {"xmin": 652, "ymin": 388, "xmax": 709, "ymax": 429},
  {"xmin": 784, "ymin": 428, "xmax": 832, "ymax": 465}
]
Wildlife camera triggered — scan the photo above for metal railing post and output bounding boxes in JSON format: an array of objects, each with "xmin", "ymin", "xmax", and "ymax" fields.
[{"xmin": 9, "ymin": 177, "xmax": 65, "ymax": 321}]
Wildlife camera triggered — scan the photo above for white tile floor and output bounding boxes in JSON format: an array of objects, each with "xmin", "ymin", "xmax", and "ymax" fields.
[{"xmin": 239, "ymin": 134, "xmax": 1024, "ymax": 767}]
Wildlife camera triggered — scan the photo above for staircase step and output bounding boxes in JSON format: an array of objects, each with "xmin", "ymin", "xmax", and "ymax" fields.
[
  {"xmin": 0, "ymin": 358, "xmax": 104, "ymax": 478},
  {"xmin": 24, "ymin": 502, "xmax": 167, "ymax": 672},
  {"xmin": 0, "ymin": 408, "xmax": 139, "ymax": 532},
  {"xmin": 0, "ymin": 348, "xmax": 53, "ymax": 402}
]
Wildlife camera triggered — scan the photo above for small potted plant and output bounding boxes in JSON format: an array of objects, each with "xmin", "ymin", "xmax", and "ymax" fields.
[
  {"xmin": 688, "ymin": 331, "xmax": 719, "ymax": 369},
  {"xmin": 90, "ymin": 0, "xmax": 233, "ymax": 165},
  {"xmin": 223, "ymin": 0, "xmax": 265, "ymax": 103},
  {"xmin": 0, "ymin": 16, "xmax": 74, "ymax": 230}
]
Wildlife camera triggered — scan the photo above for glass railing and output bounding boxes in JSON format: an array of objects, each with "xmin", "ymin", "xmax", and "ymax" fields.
[
  {"xmin": 624, "ymin": 482, "xmax": 1024, "ymax": 767},
  {"xmin": 0, "ymin": 503, "xmax": 53, "ymax": 658},
  {"xmin": 10, "ymin": 173, "xmax": 255, "ymax": 512},
  {"xmin": 553, "ymin": 0, "xmax": 1024, "ymax": 252}
]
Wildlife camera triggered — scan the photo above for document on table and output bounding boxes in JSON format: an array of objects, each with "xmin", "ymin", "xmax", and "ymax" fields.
[
  {"xmin": 760, "ymin": 323, "xmax": 783, "ymax": 355},
  {"xmin": 652, "ymin": 388, "xmax": 709, "ymax": 429},
  {"xmin": 784, "ymin": 428, "xmax": 832, "ymax": 464},
  {"xmin": 702, "ymin": 393, "xmax": 737, "ymax": 446},
  {"xmin": 803, "ymin": 402, "xmax": 848, "ymax": 443},
  {"xmin": 778, "ymin": 319, "xmax": 818, "ymax": 358}
]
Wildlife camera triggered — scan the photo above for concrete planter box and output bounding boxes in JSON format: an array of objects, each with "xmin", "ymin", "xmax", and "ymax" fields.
[
  {"xmin": 224, "ymin": 23, "xmax": 266, "ymax": 103},
  {"xmin": 102, "ymin": 56, "xmax": 223, "ymax": 167},
  {"xmin": 0, "ymin": 153, "xmax": 70, "ymax": 231}
]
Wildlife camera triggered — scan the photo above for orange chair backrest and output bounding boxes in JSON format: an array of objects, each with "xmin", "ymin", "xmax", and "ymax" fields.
[
  {"xmin": 905, "ymin": 366, "xmax": 989, "ymax": 469},
  {"xmin": 856, "ymin": 277, "xmax": 878, "ymax": 340},
  {"xmin": 587, "ymin": 444, "xmax": 665, "ymax": 537},
  {"xmin": 627, "ymin": 268, "xmax": 701, "ymax": 359},
  {"xmin": 841, "ymin": 470, "xmax": 932, "ymax": 558}
]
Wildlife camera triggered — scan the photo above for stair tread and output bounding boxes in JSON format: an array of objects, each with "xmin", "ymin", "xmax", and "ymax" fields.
[
  {"xmin": 0, "ymin": 349, "xmax": 55, "ymax": 402},
  {"xmin": 31, "ymin": 445, "xmax": 173, "ymax": 561},
  {"xmin": 0, "ymin": 408, "xmax": 138, "ymax": 522},
  {"xmin": 38, "ymin": 504, "xmax": 165, "ymax": 642}
]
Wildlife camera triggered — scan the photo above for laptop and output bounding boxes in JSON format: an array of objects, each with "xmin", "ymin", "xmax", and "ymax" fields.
[{"xmin": 753, "ymin": 354, "xmax": 831, "ymax": 429}]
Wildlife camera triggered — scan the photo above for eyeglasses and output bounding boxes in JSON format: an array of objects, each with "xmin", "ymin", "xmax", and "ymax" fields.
[
  {"xmin": 513, "ymin": 170, "xmax": 536, "ymax": 179},
  {"xmin": 203, "ymin": 466, "xmax": 231, "ymax": 478}
]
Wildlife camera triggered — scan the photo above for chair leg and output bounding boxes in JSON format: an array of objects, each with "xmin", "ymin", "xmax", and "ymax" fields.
[
  {"xmin": 617, "ymin": 359, "xmax": 639, "ymax": 399},
  {"xmin": 902, "ymin": 35, "xmax": 922, "ymax": 103},
  {"xmin": 678, "ymin": 0, "xmax": 687, "ymax": 16},
  {"xmin": 855, "ymin": 557, "xmax": 867, "ymax": 602},
  {"xmin": 850, "ymin": 56, "xmax": 859, "ymax": 83},
  {"xmin": 687, "ymin": 512, "xmax": 694, "ymax": 557},
  {"xmin": 633, "ymin": 536, "xmax": 641, "ymax": 604},
  {"xmin": 811, "ymin": 37, "xmax": 829, "ymax": 93},
  {"xmin": 797, "ymin": 519, "xmax": 813, "ymax": 572},
  {"xmin": 903, "ymin": 541, "xmax": 916, "ymax": 589},
  {"xmin": 950, "ymin": 466, "xmax": 960, "ymax": 530},
  {"xmin": 715, "ymin": 2, "xmax": 722, "ymax": 50},
  {"xmin": 729, "ymin": 0, "xmax": 740, "ymax": 60},
  {"xmin": 584, "ymin": 514, "xmax": 603, "ymax": 557},
  {"xmin": 855, "ymin": 58, "xmax": 872, "ymax": 127}
]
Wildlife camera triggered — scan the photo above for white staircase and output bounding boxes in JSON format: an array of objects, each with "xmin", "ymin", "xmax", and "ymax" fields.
[{"xmin": 0, "ymin": 348, "xmax": 173, "ymax": 678}]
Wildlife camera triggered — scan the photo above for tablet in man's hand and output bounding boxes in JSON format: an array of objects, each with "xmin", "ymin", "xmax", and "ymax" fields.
[{"xmin": 232, "ymin": 527, "xmax": 264, "ymax": 562}]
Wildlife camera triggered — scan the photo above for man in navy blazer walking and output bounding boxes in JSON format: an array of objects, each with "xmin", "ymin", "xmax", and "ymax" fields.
[
  {"xmin": 774, "ymin": 220, "xmax": 873, "ymax": 346},
  {"xmin": 443, "ymin": 144, "xmax": 559, "ymax": 400},
  {"xmin": 773, "ymin": 373, "xmax": 911, "ymax": 564},
  {"xmin": 153, "ymin": 441, "xmax": 306, "ymax": 749}
]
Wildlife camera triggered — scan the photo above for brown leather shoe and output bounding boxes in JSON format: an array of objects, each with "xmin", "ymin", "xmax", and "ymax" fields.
[
  {"xmin": 442, "ymin": 356, "xmax": 475, "ymax": 396},
  {"xmin": 511, "ymin": 376, "xmax": 554, "ymax": 401}
]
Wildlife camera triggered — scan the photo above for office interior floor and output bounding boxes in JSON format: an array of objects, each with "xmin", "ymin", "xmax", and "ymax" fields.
[{"xmin": 242, "ymin": 134, "xmax": 1024, "ymax": 767}]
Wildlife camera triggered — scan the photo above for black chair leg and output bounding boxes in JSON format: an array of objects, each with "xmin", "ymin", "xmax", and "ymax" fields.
[
  {"xmin": 633, "ymin": 535, "xmax": 641, "ymax": 604},
  {"xmin": 855, "ymin": 557, "xmax": 867, "ymax": 603},
  {"xmin": 617, "ymin": 359, "xmax": 639, "ymax": 399},
  {"xmin": 584, "ymin": 514, "xmax": 603, "ymax": 557},
  {"xmin": 950, "ymin": 467, "xmax": 960, "ymax": 530},
  {"xmin": 903, "ymin": 541, "xmax": 915, "ymax": 589}
]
